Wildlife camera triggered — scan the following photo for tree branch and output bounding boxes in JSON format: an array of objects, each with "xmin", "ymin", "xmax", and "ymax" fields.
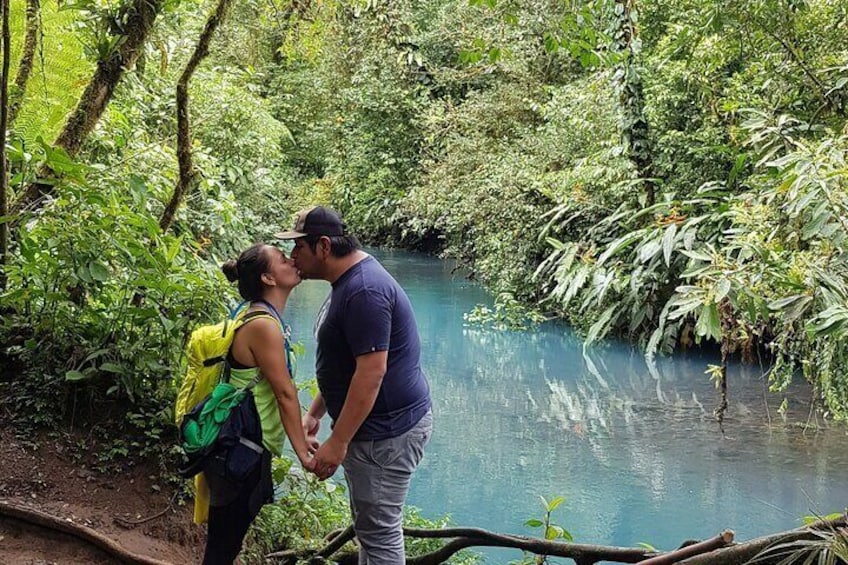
[
  {"xmin": 266, "ymin": 517, "xmax": 848, "ymax": 565},
  {"xmin": 638, "ymin": 531, "xmax": 734, "ymax": 565},
  {"xmin": 158, "ymin": 0, "xmax": 235, "ymax": 233},
  {"xmin": 677, "ymin": 515, "xmax": 847, "ymax": 565},
  {"xmin": 266, "ymin": 525, "xmax": 655, "ymax": 564}
]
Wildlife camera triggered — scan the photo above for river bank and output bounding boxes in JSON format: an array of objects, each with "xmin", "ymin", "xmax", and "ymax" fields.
[{"xmin": 0, "ymin": 424, "xmax": 203, "ymax": 564}]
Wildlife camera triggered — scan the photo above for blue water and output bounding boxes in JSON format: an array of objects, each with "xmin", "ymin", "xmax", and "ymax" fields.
[{"xmin": 284, "ymin": 248, "xmax": 848, "ymax": 563}]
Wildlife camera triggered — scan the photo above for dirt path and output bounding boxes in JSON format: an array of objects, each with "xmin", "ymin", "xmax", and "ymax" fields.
[{"xmin": 0, "ymin": 427, "xmax": 204, "ymax": 564}]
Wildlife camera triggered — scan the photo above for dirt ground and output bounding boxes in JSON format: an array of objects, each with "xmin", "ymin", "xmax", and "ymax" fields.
[{"xmin": 0, "ymin": 426, "xmax": 205, "ymax": 565}]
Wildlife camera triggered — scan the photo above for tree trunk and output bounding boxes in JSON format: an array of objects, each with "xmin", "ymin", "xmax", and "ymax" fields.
[
  {"xmin": 10, "ymin": 0, "xmax": 163, "ymax": 215},
  {"xmin": 0, "ymin": 0, "xmax": 11, "ymax": 291},
  {"xmin": 8, "ymin": 0, "xmax": 40, "ymax": 127},
  {"xmin": 158, "ymin": 0, "xmax": 235, "ymax": 233},
  {"xmin": 613, "ymin": 0, "xmax": 655, "ymax": 207}
]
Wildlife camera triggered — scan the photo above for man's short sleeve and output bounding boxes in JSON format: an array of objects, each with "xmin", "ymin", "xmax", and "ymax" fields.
[{"xmin": 343, "ymin": 289, "xmax": 392, "ymax": 356}]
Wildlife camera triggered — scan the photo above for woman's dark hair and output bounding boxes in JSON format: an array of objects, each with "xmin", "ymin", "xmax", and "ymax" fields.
[
  {"xmin": 222, "ymin": 243, "xmax": 272, "ymax": 301},
  {"xmin": 301, "ymin": 234, "xmax": 361, "ymax": 257}
]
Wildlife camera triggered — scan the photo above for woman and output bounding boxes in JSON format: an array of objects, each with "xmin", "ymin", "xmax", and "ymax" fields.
[{"xmin": 205, "ymin": 243, "xmax": 313, "ymax": 565}]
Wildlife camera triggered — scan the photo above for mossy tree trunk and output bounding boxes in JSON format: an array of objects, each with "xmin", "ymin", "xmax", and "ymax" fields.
[
  {"xmin": 8, "ymin": 0, "xmax": 40, "ymax": 127},
  {"xmin": 613, "ymin": 0, "xmax": 655, "ymax": 208},
  {"xmin": 158, "ymin": 0, "xmax": 235, "ymax": 233},
  {"xmin": 11, "ymin": 0, "xmax": 163, "ymax": 215},
  {"xmin": 0, "ymin": 0, "xmax": 11, "ymax": 291}
]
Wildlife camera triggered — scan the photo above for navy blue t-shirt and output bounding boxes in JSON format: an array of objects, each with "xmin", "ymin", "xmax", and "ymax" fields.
[{"xmin": 314, "ymin": 255, "xmax": 431, "ymax": 441}]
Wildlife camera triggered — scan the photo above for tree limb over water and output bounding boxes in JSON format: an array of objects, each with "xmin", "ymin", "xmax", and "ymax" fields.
[{"xmin": 266, "ymin": 515, "xmax": 847, "ymax": 565}]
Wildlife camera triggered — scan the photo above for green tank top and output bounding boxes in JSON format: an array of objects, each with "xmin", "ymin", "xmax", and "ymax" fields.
[
  {"xmin": 227, "ymin": 302, "xmax": 296, "ymax": 457},
  {"xmin": 230, "ymin": 367, "xmax": 286, "ymax": 456}
]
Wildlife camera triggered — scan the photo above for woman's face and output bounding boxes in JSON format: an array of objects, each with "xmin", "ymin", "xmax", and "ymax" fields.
[{"xmin": 265, "ymin": 245, "xmax": 301, "ymax": 290}]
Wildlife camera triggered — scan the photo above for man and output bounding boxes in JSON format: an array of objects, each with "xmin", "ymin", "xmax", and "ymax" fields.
[{"xmin": 276, "ymin": 206, "xmax": 433, "ymax": 564}]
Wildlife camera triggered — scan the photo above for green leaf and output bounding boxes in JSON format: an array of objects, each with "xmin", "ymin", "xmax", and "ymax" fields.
[
  {"xmin": 680, "ymin": 249, "xmax": 713, "ymax": 262},
  {"xmin": 65, "ymin": 370, "xmax": 88, "ymax": 382},
  {"xmin": 597, "ymin": 231, "xmax": 643, "ymax": 265},
  {"xmin": 525, "ymin": 519, "xmax": 543, "ymax": 527},
  {"xmin": 547, "ymin": 496, "xmax": 565, "ymax": 511},
  {"xmin": 545, "ymin": 525, "xmax": 563, "ymax": 540},
  {"xmin": 585, "ymin": 305, "xmax": 617, "ymax": 345},
  {"xmin": 100, "ymin": 362, "xmax": 124, "ymax": 373},
  {"xmin": 768, "ymin": 295, "xmax": 808, "ymax": 311},
  {"xmin": 662, "ymin": 223, "xmax": 677, "ymax": 266},
  {"xmin": 88, "ymin": 261, "xmax": 109, "ymax": 282},
  {"xmin": 638, "ymin": 238, "xmax": 662, "ymax": 264},
  {"xmin": 695, "ymin": 302, "xmax": 721, "ymax": 342},
  {"xmin": 77, "ymin": 265, "xmax": 93, "ymax": 283},
  {"xmin": 715, "ymin": 278, "xmax": 731, "ymax": 302},
  {"xmin": 165, "ymin": 237, "xmax": 182, "ymax": 264}
]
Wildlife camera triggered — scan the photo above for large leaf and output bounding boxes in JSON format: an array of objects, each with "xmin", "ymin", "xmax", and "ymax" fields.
[
  {"xmin": 662, "ymin": 223, "xmax": 678, "ymax": 266},
  {"xmin": 597, "ymin": 231, "xmax": 644, "ymax": 266},
  {"xmin": 695, "ymin": 302, "xmax": 721, "ymax": 343},
  {"xmin": 585, "ymin": 304, "xmax": 618, "ymax": 345}
]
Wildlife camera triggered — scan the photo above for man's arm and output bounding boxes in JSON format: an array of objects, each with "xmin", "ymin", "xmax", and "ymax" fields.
[
  {"xmin": 311, "ymin": 350, "xmax": 387, "ymax": 479},
  {"xmin": 303, "ymin": 392, "xmax": 326, "ymax": 453}
]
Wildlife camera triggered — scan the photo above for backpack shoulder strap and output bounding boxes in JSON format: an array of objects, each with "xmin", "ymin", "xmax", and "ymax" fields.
[
  {"xmin": 235, "ymin": 310, "xmax": 277, "ymax": 327},
  {"xmin": 223, "ymin": 310, "xmax": 279, "ymax": 387}
]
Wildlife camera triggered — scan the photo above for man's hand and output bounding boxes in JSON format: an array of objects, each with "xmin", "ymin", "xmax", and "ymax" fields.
[
  {"xmin": 299, "ymin": 453, "xmax": 316, "ymax": 473},
  {"xmin": 312, "ymin": 435, "xmax": 347, "ymax": 480}
]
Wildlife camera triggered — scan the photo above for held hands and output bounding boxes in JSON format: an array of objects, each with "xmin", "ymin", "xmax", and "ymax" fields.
[
  {"xmin": 311, "ymin": 435, "xmax": 347, "ymax": 481},
  {"xmin": 300, "ymin": 413, "xmax": 346, "ymax": 480}
]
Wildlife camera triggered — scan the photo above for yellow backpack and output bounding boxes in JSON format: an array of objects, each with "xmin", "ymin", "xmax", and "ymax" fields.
[
  {"xmin": 174, "ymin": 310, "xmax": 276, "ymax": 425},
  {"xmin": 175, "ymin": 307, "xmax": 276, "ymax": 523}
]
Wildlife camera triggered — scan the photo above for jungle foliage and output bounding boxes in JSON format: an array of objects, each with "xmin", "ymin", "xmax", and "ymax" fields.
[
  {"xmin": 0, "ymin": 0, "xmax": 845, "ymax": 428},
  {"xmin": 0, "ymin": 0, "xmax": 846, "ymax": 543}
]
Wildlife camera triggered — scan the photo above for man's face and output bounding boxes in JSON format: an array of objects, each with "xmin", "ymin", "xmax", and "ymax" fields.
[{"xmin": 290, "ymin": 237, "xmax": 322, "ymax": 279}]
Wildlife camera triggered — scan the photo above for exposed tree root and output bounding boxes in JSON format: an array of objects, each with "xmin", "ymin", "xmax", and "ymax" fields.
[{"xmin": 0, "ymin": 500, "xmax": 173, "ymax": 565}]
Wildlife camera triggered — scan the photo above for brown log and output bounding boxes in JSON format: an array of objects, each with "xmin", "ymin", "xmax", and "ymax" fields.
[
  {"xmin": 11, "ymin": 0, "xmax": 163, "ymax": 215},
  {"xmin": 267, "ymin": 516, "xmax": 848, "ymax": 565},
  {"xmin": 315, "ymin": 524, "xmax": 355, "ymax": 558},
  {"xmin": 158, "ymin": 0, "xmax": 235, "ymax": 233},
  {"xmin": 677, "ymin": 515, "xmax": 848, "ymax": 565},
  {"xmin": 638, "ymin": 530, "xmax": 734, "ymax": 564},
  {"xmin": 266, "ymin": 525, "xmax": 654, "ymax": 565},
  {"xmin": 0, "ymin": 500, "xmax": 173, "ymax": 565}
]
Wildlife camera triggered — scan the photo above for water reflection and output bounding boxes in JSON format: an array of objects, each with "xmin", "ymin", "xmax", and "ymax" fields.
[{"xmin": 285, "ymin": 249, "xmax": 848, "ymax": 562}]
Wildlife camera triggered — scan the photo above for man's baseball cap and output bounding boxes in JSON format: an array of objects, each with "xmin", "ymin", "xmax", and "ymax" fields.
[{"xmin": 275, "ymin": 206, "xmax": 347, "ymax": 239}]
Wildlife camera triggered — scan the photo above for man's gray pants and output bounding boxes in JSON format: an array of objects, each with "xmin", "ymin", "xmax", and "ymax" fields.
[{"xmin": 343, "ymin": 410, "xmax": 433, "ymax": 565}]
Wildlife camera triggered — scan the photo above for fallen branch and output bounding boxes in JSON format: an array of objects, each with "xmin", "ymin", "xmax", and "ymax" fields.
[
  {"xmin": 314, "ymin": 525, "xmax": 355, "ymax": 559},
  {"xmin": 0, "ymin": 499, "xmax": 173, "ymax": 565},
  {"xmin": 638, "ymin": 530, "xmax": 734, "ymax": 564},
  {"xmin": 266, "ymin": 525, "xmax": 656, "ymax": 565},
  {"xmin": 113, "ymin": 492, "xmax": 177, "ymax": 529},
  {"xmin": 677, "ymin": 514, "xmax": 847, "ymax": 565},
  {"xmin": 265, "ymin": 517, "xmax": 848, "ymax": 565}
]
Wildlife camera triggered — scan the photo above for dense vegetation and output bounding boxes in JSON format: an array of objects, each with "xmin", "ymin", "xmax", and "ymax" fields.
[{"xmin": 0, "ymin": 0, "xmax": 847, "ymax": 559}]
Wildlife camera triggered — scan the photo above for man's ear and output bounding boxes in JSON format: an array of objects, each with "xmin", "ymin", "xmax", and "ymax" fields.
[{"xmin": 318, "ymin": 236, "xmax": 331, "ymax": 257}]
